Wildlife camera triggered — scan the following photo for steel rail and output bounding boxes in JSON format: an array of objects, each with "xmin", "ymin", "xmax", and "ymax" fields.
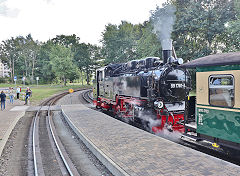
[
  {"xmin": 87, "ymin": 90, "xmax": 94, "ymax": 101},
  {"xmin": 32, "ymin": 91, "xmax": 70, "ymax": 176},
  {"xmin": 32, "ymin": 110, "xmax": 38, "ymax": 176},
  {"xmin": 32, "ymin": 107, "xmax": 44, "ymax": 176},
  {"xmin": 32, "ymin": 88, "xmax": 86, "ymax": 176},
  {"xmin": 47, "ymin": 92, "xmax": 80, "ymax": 176},
  {"xmin": 82, "ymin": 89, "xmax": 93, "ymax": 103},
  {"xmin": 47, "ymin": 101, "xmax": 79, "ymax": 176}
]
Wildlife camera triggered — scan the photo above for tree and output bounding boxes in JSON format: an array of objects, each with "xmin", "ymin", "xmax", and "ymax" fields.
[
  {"xmin": 223, "ymin": 0, "xmax": 240, "ymax": 51},
  {"xmin": 101, "ymin": 21, "xmax": 163, "ymax": 65},
  {"xmin": 0, "ymin": 34, "xmax": 40, "ymax": 83},
  {"xmin": 87, "ymin": 44, "xmax": 103, "ymax": 84},
  {"xmin": 36, "ymin": 41, "xmax": 56, "ymax": 83},
  {"xmin": 136, "ymin": 21, "xmax": 161, "ymax": 59},
  {"xmin": 52, "ymin": 34, "xmax": 80, "ymax": 48},
  {"xmin": 49, "ymin": 44, "xmax": 78, "ymax": 86},
  {"xmin": 73, "ymin": 43, "xmax": 101, "ymax": 85},
  {"xmin": 172, "ymin": 0, "xmax": 237, "ymax": 61},
  {"xmin": 101, "ymin": 21, "xmax": 142, "ymax": 64},
  {"xmin": 0, "ymin": 37, "xmax": 18, "ymax": 80}
]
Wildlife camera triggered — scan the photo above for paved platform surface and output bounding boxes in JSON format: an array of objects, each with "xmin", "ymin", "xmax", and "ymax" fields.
[
  {"xmin": 0, "ymin": 100, "xmax": 26, "ymax": 156},
  {"xmin": 62, "ymin": 104, "xmax": 240, "ymax": 176}
]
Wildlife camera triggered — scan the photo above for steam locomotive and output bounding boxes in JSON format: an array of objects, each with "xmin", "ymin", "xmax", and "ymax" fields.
[{"xmin": 93, "ymin": 40, "xmax": 191, "ymax": 133}]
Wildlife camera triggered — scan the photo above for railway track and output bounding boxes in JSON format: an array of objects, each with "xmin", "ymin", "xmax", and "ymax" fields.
[
  {"xmin": 28, "ymin": 89, "xmax": 111, "ymax": 176},
  {"xmin": 81, "ymin": 89, "xmax": 93, "ymax": 104},
  {"xmin": 31, "ymin": 91, "xmax": 80, "ymax": 176}
]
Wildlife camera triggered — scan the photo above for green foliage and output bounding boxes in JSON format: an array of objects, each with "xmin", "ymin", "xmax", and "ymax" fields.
[
  {"xmin": 36, "ymin": 41, "xmax": 55, "ymax": 83},
  {"xmin": 224, "ymin": 20, "xmax": 240, "ymax": 51},
  {"xmin": 136, "ymin": 22, "xmax": 162, "ymax": 58},
  {"xmin": 101, "ymin": 22, "xmax": 134, "ymax": 64},
  {"xmin": 100, "ymin": 0, "xmax": 238, "ymax": 65},
  {"xmin": 223, "ymin": 0, "xmax": 240, "ymax": 51},
  {"xmin": 0, "ymin": 77, "xmax": 10, "ymax": 83},
  {"xmin": 101, "ymin": 21, "xmax": 161, "ymax": 64},
  {"xmin": 0, "ymin": 33, "xmax": 101, "ymax": 85},
  {"xmin": 0, "ymin": 34, "xmax": 40, "ymax": 82},
  {"xmin": 172, "ymin": 0, "xmax": 238, "ymax": 61},
  {"xmin": 49, "ymin": 44, "xmax": 78, "ymax": 86},
  {"xmin": 52, "ymin": 34, "xmax": 80, "ymax": 48}
]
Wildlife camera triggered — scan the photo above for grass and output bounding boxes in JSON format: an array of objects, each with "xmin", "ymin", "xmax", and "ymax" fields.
[
  {"xmin": 29, "ymin": 85, "xmax": 92, "ymax": 105},
  {"xmin": 0, "ymin": 83, "xmax": 92, "ymax": 105},
  {"xmin": 0, "ymin": 83, "xmax": 15, "ymax": 88},
  {"xmin": 29, "ymin": 87, "xmax": 65, "ymax": 104},
  {"xmin": 0, "ymin": 83, "xmax": 85, "ymax": 88}
]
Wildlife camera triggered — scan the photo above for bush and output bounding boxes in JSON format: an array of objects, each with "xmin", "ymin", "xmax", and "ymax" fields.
[{"xmin": 0, "ymin": 77, "xmax": 10, "ymax": 83}]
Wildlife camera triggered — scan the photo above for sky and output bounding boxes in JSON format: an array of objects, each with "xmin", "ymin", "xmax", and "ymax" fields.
[{"xmin": 0, "ymin": 0, "xmax": 166, "ymax": 45}]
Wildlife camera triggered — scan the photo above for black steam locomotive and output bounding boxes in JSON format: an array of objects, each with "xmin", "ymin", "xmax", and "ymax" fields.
[{"xmin": 93, "ymin": 43, "xmax": 191, "ymax": 133}]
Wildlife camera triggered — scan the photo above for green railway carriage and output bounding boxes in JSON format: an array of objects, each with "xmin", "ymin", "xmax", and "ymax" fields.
[{"xmin": 181, "ymin": 52, "xmax": 240, "ymax": 152}]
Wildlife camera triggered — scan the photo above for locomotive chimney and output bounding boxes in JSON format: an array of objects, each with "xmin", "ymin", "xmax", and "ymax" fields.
[{"xmin": 162, "ymin": 39, "xmax": 172, "ymax": 64}]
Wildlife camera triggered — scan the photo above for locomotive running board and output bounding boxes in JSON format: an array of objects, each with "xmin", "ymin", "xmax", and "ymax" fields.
[
  {"xmin": 181, "ymin": 134, "xmax": 224, "ymax": 152},
  {"xmin": 181, "ymin": 134, "xmax": 198, "ymax": 142},
  {"xmin": 185, "ymin": 123, "xmax": 197, "ymax": 132}
]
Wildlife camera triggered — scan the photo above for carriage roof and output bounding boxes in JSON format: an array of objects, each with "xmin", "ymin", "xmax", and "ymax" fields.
[{"xmin": 181, "ymin": 52, "xmax": 240, "ymax": 68}]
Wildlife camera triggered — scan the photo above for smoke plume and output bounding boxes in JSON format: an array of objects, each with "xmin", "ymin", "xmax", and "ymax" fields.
[
  {"xmin": 150, "ymin": 4, "xmax": 176, "ymax": 46},
  {"xmin": 137, "ymin": 110, "xmax": 181, "ymax": 142},
  {"xmin": 155, "ymin": 128, "xmax": 181, "ymax": 142}
]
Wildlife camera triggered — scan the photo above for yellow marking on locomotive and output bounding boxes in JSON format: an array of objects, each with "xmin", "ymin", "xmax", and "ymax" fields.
[{"xmin": 212, "ymin": 143, "xmax": 219, "ymax": 148}]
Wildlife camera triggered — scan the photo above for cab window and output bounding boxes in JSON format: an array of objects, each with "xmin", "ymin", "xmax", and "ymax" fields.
[
  {"xmin": 97, "ymin": 71, "xmax": 104, "ymax": 81},
  {"xmin": 209, "ymin": 75, "xmax": 234, "ymax": 107}
]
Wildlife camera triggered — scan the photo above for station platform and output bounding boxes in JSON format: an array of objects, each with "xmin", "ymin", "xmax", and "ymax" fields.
[
  {"xmin": 0, "ymin": 100, "xmax": 26, "ymax": 156},
  {"xmin": 62, "ymin": 104, "xmax": 240, "ymax": 176}
]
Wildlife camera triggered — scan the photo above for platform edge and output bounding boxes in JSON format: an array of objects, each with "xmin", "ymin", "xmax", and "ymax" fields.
[
  {"xmin": 61, "ymin": 108, "xmax": 130, "ymax": 176},
  {"xmin": 0, "ymin": 111, "xmax": 25, "ymax": 157}
]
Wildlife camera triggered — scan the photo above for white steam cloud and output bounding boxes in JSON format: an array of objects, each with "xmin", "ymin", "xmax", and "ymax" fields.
[
  {"xmin": 155, "ymin": 128, "xmax": 181, "ymax": 142},
  {"xmin": 150, "ymin": 4, "xmax": 176, "ymax": 45},
  {"xmin": 137, "ymin": 108, "xmax": 181, "ymax": 142}
]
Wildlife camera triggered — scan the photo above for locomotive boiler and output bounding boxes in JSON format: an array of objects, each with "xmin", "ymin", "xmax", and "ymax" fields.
[{"xmin": 93, "ymin": 40, "xmax": 191, "ymax": 133}]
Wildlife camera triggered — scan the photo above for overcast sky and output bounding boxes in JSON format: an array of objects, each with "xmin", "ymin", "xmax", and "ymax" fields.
[{"xmin": 0, "ymin": 0, "xmax": 165, "ymax": 45}]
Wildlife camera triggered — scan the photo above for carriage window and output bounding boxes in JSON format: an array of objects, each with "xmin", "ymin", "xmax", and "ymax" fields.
[{"xmin": 209, "ymin": 75, "xmax": 234, "ymax": 107}]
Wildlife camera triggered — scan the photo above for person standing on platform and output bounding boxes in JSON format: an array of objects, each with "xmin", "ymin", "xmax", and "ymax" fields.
[
  {"xmin": 24, "ymin": 87, "xmax": 32, "ymax": 105},
  {"xmin": 16, "ymin": 86, "xmax": 21, "ymax": 100},
  {"xmin": 8, "ymin": 87, "xmax": 14, "ymax": 104},
  {"xmin": 0, "ymin": 91, "xmax": 6, "ymax": 110}
]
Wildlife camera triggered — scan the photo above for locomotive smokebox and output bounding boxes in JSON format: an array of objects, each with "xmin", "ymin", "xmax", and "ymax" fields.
[{"xmin": 162, "ymin": 39, "xmax": 172, "ymax": 64}]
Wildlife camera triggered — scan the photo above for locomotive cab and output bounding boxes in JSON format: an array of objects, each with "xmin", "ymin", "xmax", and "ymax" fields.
[{"xmin": 93, "ymin": 67, "xmax": 106, "ymax": 106}]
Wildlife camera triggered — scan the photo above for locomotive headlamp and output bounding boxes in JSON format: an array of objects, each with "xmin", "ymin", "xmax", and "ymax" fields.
[
  {"xmin": 158, "ymin": 101, "xmax": 164, "ymax": 109},
  {"xmin": 177, "ymin": 58, "xmax": 183, "ymax": 65},
  {"xmin": 154, "ymin": 100, "xmax": 164, "ymax": 109}
]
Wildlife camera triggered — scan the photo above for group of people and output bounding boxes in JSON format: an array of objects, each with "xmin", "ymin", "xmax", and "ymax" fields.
[{"xmin": 0, "ymin": 87, "xmax": 32, "ymax": 111}]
